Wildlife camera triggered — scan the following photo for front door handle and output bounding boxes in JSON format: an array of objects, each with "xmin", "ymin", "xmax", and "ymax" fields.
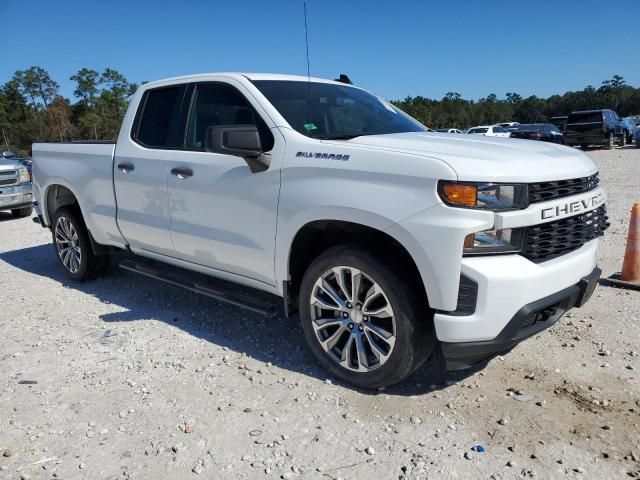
[
  {"xmin": 171, "ymin": 167, "xmax": 194, "ymax": 179},
  {"xmin": 117, "ymin": 163, "xmax": 135, "ymax": 173}
]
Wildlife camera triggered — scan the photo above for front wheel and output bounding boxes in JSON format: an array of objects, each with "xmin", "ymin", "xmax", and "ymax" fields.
[
  {"xmin": 51, "ymin": 207, "xmax": 110, "ymax": 281},
  {"xmin": 299, "ymin": 247, "xmax": 434, "ymax": 389}
]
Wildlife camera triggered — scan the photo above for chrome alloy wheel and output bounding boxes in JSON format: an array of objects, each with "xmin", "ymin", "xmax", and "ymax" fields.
[
  {"xmin": 309, "ymin": 266, "xmax": 396, "ymax": 372},
  {"xmin": 55, "ymin": 217, "xmax": 82, "ymax": 273}
]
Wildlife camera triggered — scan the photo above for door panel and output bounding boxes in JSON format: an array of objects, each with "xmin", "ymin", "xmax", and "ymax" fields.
[
  {"xmin": 114, "ymin": 147, "xmax": 173, "ymax": 255},
  {"xmin": 114, "ymin": 84, "xmax": 186, "ymax": 255},
  {"xmin": 167, "ymin": 82, "xmax": 283, "ymax": 285}
]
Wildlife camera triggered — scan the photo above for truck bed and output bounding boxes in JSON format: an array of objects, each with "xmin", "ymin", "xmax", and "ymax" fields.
[{"xmin": 32, "ymin": 141, "xmax": 125, "ymax": 248}]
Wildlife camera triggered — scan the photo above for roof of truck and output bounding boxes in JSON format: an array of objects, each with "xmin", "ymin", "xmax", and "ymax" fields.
[{"xmin": 143, "ymin": 72, "xmax": 349, "ymax": 88}]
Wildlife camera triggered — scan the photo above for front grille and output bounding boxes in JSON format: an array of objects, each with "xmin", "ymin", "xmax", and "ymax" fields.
[
  {"xmin": 528, "ymin": 173, "xmax": 600, "ymax": 204},
  {"xmin": 0, "ymin": 170, "xmax": 17, "ymax": 186},
  {"xmin": 522, "ymin": 205, "xmax": 609, "ymax": 262}
]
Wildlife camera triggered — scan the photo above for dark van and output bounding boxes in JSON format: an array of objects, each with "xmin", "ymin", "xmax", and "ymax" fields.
[{"xmin": 564, "ymin": 109, "xmax": 625, "ymax": 149}]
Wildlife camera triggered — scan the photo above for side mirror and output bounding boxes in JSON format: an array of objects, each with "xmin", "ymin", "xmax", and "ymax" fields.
[{"xmin": 205, "ymin": 125, "xmax": 270, "ymax": 173}]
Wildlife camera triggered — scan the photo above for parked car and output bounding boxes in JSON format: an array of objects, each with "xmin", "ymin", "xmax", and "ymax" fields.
[
  {"xmin": 436, "ymin": 128, "xmax": 464, "ymax": 134},
  {"xmin": 498, "ymin": 122, "xmax": 519, "ymax": 129},
  {"xmin": 564, "ymin": 109, "xmax": 625, "ymax": 149},
  {"xmin": 2, "ymin": 151, "xmax": 33, "ymax": 181},
  {"xmin": 508, "ymin": 123, "xmax": 564, "ymax": 144},
  {"xmin": 549, "ymin": 116, "xmax": 568, "ymax": 131},
  {"xmin": 466, "ymin": 125, "xmax": 511, "ymax": 137},
  {"xmin": 635, "ymin": 126, "xmax": 640, "ymax": 148},
  {"xmin": 33, "ymin": 72, "xmax": 607, "ymax": 388},
  {"xmin": 0, "ymin": 155, "xmax": 33, "ymax": 218}
]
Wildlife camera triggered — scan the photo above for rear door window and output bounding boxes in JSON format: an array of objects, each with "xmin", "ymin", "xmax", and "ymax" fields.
[{"xmin": 134, "ymin": 86, "xmax": 184, "ymax": 148}]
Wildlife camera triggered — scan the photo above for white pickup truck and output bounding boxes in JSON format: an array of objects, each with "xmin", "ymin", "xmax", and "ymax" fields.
[{"xmin": 33, "ymin": 73, "xmax": 608, "ymax": 388}]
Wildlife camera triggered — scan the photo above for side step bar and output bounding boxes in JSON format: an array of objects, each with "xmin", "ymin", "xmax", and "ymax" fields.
[{"xmin": 119, "ymin": 259, "xmax": 279, "ymax": 318}]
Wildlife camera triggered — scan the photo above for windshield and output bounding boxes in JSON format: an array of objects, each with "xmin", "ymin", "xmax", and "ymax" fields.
[{"xmin": 252, "ymin": 80, "xmax": 426, "ymax": 139}]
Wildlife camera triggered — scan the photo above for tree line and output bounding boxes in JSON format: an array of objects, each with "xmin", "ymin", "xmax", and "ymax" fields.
[
  {"xmin": 392, "ymin": 75, "xmax": 640, "ymax": 129},
  {"xmin": 0, "ymin": 66, "xmax": 141, "ymax": 155},
  {"xmin": 1, "ymin": 67, "xmax": 638, "ymax": 155}
]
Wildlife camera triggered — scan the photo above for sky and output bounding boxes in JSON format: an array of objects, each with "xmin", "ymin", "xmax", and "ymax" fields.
[{"xmin": 1, "ymin": 0, "xmax": 639, "ymax": 103}]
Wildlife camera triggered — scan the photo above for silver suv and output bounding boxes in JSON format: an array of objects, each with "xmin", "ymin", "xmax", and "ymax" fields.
[{"xmin": 0, "ymin": 151, "xmax": 33, "ymax": 218}]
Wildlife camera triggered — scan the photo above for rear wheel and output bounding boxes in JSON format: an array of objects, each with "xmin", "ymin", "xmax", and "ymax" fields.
[
  {"xmin": 51, "ymin": 207, "xmax": 110, "ymax": 281},
  {"xmin": 604, "ymin": 132, "xmax": 615, "ymax": 149},
  {"xmin": 11, "ymin": 206, "xmax": 33, "ymax": 218},
  {"xmin": 299, "ymin": 247, "xmax": 435, "ymax": 389}
]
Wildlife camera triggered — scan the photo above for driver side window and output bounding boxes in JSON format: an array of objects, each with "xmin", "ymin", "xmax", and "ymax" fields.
[{"xmin": 186, "ymin": 83, "xmax": 273, "ymax": 151}]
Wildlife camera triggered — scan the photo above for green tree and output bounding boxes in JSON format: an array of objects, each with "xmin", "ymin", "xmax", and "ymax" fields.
[
  {"xmin": 100, "ymin": 68, "xmax": 130, "ymax": 121},
  {"xmin": 70, "ymin": 68, "xmax": 100, "ymax": 106}
]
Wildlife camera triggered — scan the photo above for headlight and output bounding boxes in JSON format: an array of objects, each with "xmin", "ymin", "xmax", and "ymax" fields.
[
  {"xmin": 439, "ymin": 181, "xmax": 528, "ymax": 210},
  {"xmin": 18, "ymin": 167, "xmax": 30, "ymax": 184},
  {"xmin": 464, "ymin": 228, "xmax": 525, "ymax": 255}
]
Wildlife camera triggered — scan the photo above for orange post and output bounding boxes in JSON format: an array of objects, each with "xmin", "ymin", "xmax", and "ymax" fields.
[{"xmin": 621, "ymin": 203, "xmax": 640, "ymax": 282}]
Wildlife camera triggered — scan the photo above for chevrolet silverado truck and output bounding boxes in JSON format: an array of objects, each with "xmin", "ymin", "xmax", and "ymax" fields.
[
  {"xmin": 32, "ymin": 73, "xmax": 608, "ymax": 388},
  {"xmin": 0, "ymin": 151, "xmax": 33, "ymax": 218}
]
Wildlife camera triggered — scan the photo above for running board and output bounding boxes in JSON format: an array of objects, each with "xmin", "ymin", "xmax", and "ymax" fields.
[{"xmin": 118, "ymin": 259, "xmax": 279, "ymax": 318}]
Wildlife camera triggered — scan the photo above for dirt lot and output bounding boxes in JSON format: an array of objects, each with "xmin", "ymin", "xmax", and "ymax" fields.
[{"xmin": 1, "ymin": 147, "xmax": 639, "ymax": 480}]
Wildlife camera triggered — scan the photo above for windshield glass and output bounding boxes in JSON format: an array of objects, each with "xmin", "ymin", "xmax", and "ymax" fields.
[{"xmin": 252, "ymin": 80, "xmax": 426, "ymax": 139}]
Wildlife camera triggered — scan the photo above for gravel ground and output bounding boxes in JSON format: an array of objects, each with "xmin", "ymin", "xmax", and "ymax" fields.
[{"xmin": 0, "ymin": 147, "xmax": 639, "ymax": 480}]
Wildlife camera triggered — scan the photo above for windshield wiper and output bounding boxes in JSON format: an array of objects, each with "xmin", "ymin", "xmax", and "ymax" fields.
[{"xmin": 316, "ymin": 134, "xmax": 361, "ymax": 140}]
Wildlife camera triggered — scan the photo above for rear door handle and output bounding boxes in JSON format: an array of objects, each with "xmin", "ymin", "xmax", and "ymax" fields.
[
  {"xmin": 171, "ymin": 167, "xmax": 194, "ymax": 179},
  {"xmin": 117, "ymin": 163, "xmax": 135, "ymax": 173}
]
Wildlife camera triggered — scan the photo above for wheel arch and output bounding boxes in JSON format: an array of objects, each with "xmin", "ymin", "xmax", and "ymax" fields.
[
  {"xmin": 43, "ymin": 181, "xmax": 84, "ymax": 227},
  {"xmin": 281, "ymin": 216, "xmax": 430, "ymax": 317}
]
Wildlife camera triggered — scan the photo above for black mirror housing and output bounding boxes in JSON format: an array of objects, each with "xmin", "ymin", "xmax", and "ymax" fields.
[
  {"xmin": 205, "ymin": 124, "xmax": 263, "ymax": 158},
  {"xmin": 205, "ymin": 125, "xmax": 270, "ymax": 173}
]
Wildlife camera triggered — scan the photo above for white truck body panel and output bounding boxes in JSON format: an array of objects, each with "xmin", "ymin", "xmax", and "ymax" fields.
[{"xmin": 33, "ymin": 142, "xmax": 124, "ymax": 247}]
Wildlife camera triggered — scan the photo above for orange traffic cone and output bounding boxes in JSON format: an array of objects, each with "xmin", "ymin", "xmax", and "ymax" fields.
[{"xmin": 607, "ymin": 203, "xmax": 640, "ymax": 290}]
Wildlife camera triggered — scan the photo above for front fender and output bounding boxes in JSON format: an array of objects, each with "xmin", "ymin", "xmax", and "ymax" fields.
[{"xmin": 275, "ymin": 206, "xmax": 400, "ymax": 290}]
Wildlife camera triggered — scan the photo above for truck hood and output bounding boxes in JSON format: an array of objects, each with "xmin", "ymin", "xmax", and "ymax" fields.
[
  {"xmin": 0, "ymin": 159, "xmax": 21, "ymax": 171},
  {"xmin": 344, "ymin": 132, "xmax": 597, "ymax": 182}
]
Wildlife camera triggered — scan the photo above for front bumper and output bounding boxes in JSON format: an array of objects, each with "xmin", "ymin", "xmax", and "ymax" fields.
[
  {"xmin": 0, "ymin": 183, "xmax": 32, "ymax": 210},
  {"xmin": 441, "ymin": 265, "xmax": 601, "ymax": 369}
]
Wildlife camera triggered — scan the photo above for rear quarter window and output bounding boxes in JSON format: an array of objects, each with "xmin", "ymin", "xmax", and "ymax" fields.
[{"xmin": 133, "ymin": 86, "xmax": 183, "ymax": 148}]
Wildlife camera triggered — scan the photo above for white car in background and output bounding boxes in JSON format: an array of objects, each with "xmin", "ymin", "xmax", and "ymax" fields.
[
  {"xmin": 436, "ymin": 128, "xmax": 464, "ymax": 134},
  {"xmin": 466, "ymin": 125, "xmax": 511, "ymax": 138}
]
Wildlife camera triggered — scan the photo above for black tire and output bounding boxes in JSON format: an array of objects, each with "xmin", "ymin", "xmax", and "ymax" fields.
[
  {"xmin": 51, "ymin": 206, "xmax": 110, "ymax": 281},
  {"xmin": 11, "ymin": 206, "xmax": 33, "ymax": 218},
  {"xmin": 298, "ymin": 246, "xmax": 435, "ymax": 389},
  {"xmin": 604, "ymin": 132, "xmax": 615, "ymax": 149},
  {"xmin": 621, "ymin": 133, "xmax": 627, "ymax": 147}
]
